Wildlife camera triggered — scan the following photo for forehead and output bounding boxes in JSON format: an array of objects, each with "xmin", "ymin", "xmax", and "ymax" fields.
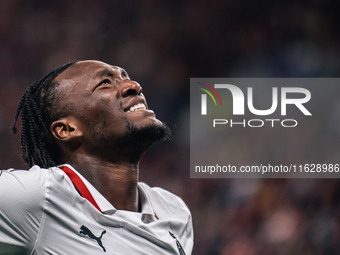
[{"xmin": 54, "ymin": 60, "xmax": 122, "ymax": 84}]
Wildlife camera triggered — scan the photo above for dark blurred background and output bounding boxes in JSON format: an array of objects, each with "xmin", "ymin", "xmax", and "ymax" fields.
[{"xmin": 1, "ymin": 0, "xmax": 340, "ymax": 254}]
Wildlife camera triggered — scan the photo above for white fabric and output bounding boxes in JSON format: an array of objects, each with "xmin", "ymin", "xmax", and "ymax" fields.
[{"xmin": 0, "ymin": 165, "xmax": 193, "ymax": 254}]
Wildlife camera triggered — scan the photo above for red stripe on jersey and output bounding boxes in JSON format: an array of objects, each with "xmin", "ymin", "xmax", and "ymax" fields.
[{"xmin": 59, "ymin": 165, "xmax": 102, "ymax": 212}]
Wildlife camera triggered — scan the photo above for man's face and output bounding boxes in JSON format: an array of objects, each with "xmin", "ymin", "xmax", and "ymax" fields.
[{"xmin": 53, "ymin": 60, "xmax": 168, "ymax": 158}]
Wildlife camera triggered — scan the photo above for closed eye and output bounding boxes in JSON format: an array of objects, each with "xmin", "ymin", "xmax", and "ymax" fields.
[{"xmin": 93, "ymin": 79, "xmax": 111, "ymax": 91}]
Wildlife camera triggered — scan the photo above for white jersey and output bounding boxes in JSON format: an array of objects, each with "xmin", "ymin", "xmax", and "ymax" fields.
[{"xmin": 0, "ymin": 165, "xmax": 193, "ymax": 254}]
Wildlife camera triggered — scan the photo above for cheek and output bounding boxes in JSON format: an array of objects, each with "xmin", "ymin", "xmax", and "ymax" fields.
[
  {"xmin": 85, "ymin": 98, "xmax": 117, "ymax": 119},
  {"xmin": 83, "ymin": 100, "xmax": 128, "ymax": 135}
]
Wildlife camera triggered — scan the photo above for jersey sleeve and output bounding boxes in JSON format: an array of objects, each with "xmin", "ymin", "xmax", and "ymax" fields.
[{"xmin": 0, "ymin": 166, "xmax": 47, "ymax": 254}]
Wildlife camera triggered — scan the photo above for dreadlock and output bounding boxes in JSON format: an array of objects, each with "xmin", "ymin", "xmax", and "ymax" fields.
[{"xmin": 12, "ymin": 61, "xmax": 78, "ymax": 168}]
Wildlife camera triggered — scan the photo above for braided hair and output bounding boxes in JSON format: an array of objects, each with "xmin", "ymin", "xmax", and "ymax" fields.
[{"xmin": 12, "ymin": 61, "xmax": 77, "ymax": 168}]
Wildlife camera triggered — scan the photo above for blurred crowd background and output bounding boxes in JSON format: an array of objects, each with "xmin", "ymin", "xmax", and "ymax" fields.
[{"xmin": 1, "ymin": 0, "xmax": 340, "ymax": 254}]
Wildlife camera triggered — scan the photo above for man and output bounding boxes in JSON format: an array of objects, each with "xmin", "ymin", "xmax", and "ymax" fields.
[{"xmin": 0, "ymin": 60, "xmax": 193, "ymax": 254}]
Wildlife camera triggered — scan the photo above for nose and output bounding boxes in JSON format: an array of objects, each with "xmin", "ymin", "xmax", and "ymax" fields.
[{"xmin": 120, "ymin": 80, "xmax": 142, "ymax": 97}]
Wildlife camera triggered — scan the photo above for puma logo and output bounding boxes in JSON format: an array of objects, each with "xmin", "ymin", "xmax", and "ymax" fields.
[{"xmin": 80, "ymin": 225, "xmax": 106, "ymax": 252}]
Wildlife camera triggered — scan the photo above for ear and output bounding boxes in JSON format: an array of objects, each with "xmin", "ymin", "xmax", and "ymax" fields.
[{"xmin": 50, "ymin": 117, "xmax": 83, "ymax": 142}]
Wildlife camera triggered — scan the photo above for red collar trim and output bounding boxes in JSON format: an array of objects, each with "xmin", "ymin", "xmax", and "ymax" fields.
[{"xmin": 59, "ymin": 165, "xmax": 102, "ymax": 212}]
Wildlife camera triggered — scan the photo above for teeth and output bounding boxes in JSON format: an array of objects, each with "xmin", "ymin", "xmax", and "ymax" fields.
[{"xmin": 128, "ymin": 103, "xmax": 146, "ymax": 112}]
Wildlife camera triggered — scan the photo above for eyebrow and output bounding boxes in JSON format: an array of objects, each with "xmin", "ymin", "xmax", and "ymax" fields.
[
  {"xmin": 96, "ymin": 69, "xmax": 115, "ymax": 78},
  {"xmin": 95, "ymin": 68, "xmax": 129, "ymax": 79}
]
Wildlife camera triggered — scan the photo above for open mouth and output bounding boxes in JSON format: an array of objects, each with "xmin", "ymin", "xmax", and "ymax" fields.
[{"xmin": 126, "ymin": 102, "xmax": 147, "ymax": 112}]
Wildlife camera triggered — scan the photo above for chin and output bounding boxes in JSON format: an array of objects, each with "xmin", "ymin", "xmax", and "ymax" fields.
[
  {"xmin": 127, "ymin": 121, "xmax": 172, "ymax": 145},
  {"xmin": 105, "ymin": 121, "xmax": 172, "ymax": 163}
]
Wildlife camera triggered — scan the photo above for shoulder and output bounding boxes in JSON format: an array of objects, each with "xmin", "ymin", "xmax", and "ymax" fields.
[
  {"xmin": 0, "ymin": 166, "xmax": 49, "ymax": 208},
  {"xmin": 139, "ymin": 182, "xmax": 192, "ymax": 220},
  {"xmin": 138, "ymin": 182, "xmax": 194, "ymax": 252},
  {"xmin": 0, "ymin": 165, "xmax": 67, "ymax": 209},
  {"xmin": 0, "ymin": 166, "xmax": 51, "ymax": 192},
  {"xmin": 0, "ymin": 166, "xmax": 59, "ymax": 251}
]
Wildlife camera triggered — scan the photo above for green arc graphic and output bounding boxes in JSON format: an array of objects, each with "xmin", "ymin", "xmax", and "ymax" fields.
[{"xmin": 200, "ymin": 88, "xmax": 217, "ymax": 106}]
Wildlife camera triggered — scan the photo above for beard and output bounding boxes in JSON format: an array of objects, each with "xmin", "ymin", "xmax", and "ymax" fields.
[
  {"xmin": 126, "ymin": 120, "xmax": 172, "ymax": 145},
  {"xmin": 121, "ymin": 121, "xmax": 172, "ymax": 160},
  {"xmin": 90, "ymin": 119, "xmax": 172, "ymax": 163}
]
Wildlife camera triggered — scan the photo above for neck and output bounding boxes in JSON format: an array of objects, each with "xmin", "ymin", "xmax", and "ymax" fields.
[{"xmin": 66, "ymin": 155, "xmax": 140, "ymax": 212}]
